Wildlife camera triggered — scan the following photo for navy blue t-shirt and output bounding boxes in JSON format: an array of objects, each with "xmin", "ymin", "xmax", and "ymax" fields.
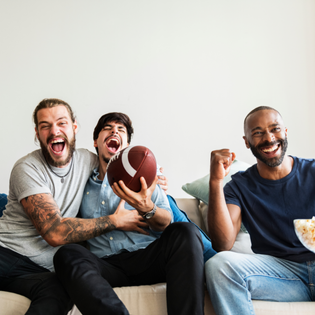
[{"xmin": 224, "ymin": 156, "xmax": 315, "ymax": 263}]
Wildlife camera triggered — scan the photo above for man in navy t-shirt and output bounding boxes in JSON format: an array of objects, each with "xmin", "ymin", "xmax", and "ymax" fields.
[{"xmin": 205, "ymin": 106, "xmax": 315, "ymax": 315}]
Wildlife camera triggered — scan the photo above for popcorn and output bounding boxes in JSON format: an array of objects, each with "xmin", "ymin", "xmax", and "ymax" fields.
[{"xmin": 294, "ymin": 217, "xmax": 315, "ymax": 253}]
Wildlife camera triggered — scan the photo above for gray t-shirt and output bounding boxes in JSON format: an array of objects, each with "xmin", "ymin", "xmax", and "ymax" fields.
[{"xmin": 0, "ymin": 149, "xmax": 98, "ymax": 271}]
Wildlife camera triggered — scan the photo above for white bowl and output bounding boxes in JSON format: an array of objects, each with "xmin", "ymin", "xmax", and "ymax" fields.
[{"xmin": 294, "ymin": 217, "xmax": 315, "ymax": 253}]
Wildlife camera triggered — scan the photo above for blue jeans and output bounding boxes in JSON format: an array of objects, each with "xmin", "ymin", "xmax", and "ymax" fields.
[{"xmin": 205, "ymin": 251, "xmax": 315, "ymax": 315}]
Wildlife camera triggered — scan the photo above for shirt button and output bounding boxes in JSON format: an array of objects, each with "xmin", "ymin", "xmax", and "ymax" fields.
[
  {"xmin": 101, "ymin": 201, "xmax": 105, "ymax": 205},
  {"xmin": 110, "ymin": 237, "xmax": 113, "ymax": 240},
  {"xmin": 86, "ymin": 192, "xmax": 89, "ymax": 195},
  {"xmin": 94, "ymin": 177, "xmax": 97, "ymax": 181},
  {"xmin": 103, "ymin": 184, "xmax": 107, "ymax": 187}
]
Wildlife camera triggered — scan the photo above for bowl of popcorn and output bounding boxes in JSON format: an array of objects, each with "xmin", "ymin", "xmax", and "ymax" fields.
[{"xmin": 294, "ymin": 217, "xmax": 315, "ymax": 252}]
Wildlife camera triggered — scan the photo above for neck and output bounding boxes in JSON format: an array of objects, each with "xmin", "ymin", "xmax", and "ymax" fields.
[
  {"xmin": 256, "ymin": 155, "xmax": 293, "ymax": 180},
  {"xmin": 98, "ymin": 159, "xmax": 108, "ymax": 181},
  {"xmin": 43, "ymin": 152, "xmax": 72, "ymax": 169}
]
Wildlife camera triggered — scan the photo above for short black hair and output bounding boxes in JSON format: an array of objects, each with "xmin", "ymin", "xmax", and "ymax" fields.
[
  {"xmin": 93, "ymin": 112, "xmax": 134, "ymax": 154},
  {"xmin": 244, "ymin": 106, "xmax": 282, "ymax": 130}
]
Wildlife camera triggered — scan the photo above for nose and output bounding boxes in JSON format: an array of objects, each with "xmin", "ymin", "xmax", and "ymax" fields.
[
  {"xmin": 263, "ymin": 130, "xmax": 275, "ymax": 143},
  {"xmin": 50, "ymin": 124, "xmax": 61, "ymax": 136},
  {"xmin": 111, "ymin": 127, "xmax": 119, "ymax": 134}
]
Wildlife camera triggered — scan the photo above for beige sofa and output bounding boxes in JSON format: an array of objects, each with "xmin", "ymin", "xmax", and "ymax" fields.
[{"xmin": 1, "ymin": 198, "xmax": 315, "ymax": 315}]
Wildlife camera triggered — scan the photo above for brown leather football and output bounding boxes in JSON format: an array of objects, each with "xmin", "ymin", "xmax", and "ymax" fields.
[{"xmin": 107, "ymin": 145, "xmax": 157, "ymax": 192}]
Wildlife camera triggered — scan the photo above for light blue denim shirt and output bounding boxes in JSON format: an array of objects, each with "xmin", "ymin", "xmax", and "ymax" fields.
[{"xmin": 79, "ymin": 168, "xmax": 173, "ymax": 258}]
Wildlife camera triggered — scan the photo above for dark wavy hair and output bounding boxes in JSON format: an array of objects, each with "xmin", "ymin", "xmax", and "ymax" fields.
[{"xmin": 93, "ymin": 112, "xmax": 134, "ymax": 154}]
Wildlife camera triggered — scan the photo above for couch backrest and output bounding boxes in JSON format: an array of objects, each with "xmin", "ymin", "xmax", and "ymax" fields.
[{"xmin": 175, "ymin": 198, "xmax": 207, "ymax": 232}]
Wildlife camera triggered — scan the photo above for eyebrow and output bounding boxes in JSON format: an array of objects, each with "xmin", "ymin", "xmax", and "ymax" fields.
[
  {"xmin": 251, "ymin": 123, "xmax": 280, "ymax": 133},
  {"xmin": 38, "ymin": 116, "xmax": 68, "ymax": 126},
  {"xmin": 104, "ymin": 123, "xmax": 126, "ymax": 129}
]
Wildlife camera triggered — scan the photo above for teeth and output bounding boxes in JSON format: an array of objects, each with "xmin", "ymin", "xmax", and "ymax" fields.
[
  {"xmin": 107, "ymin": 138, "xmax": 119, "ymax": 144},
  {"xmin": 262, "ymin": 145, "xmax": 278, "ymax": 153},
  {"xmin": 51, "ymin": 139, "xmax": 64, "ymax": 144}
]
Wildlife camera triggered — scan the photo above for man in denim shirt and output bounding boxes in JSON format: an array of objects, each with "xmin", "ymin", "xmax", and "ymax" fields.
[{"xmin": 54, "ymin": 112, "xmax": 206, "ymax": 315}]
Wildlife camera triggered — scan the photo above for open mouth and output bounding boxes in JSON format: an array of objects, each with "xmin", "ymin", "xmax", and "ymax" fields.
[
  {"xmin": 106, "ymin": 137, "xmax": 120, "ymax": 154},
  {"xmin": 49, "ymin": 139, "xmax": 66, "ymax": 155},
  {"xmin": 260, "ymin": 143, "xmax": 280, "ymax": 155}
]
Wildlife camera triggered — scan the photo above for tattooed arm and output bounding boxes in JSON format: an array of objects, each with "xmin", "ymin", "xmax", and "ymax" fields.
[{"xmin": 21, "ymin": 193, "xmax": 148, "ymax": 247}]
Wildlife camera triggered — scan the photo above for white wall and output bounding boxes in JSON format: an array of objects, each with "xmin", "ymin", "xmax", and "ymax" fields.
[{"xmin": 0, "ymin": 0, "xmax": 314, "ymax": 197}]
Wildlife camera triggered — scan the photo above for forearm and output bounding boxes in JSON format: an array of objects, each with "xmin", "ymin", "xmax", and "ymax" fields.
[
  {"xmin": 144, "ymin": 207, "xmax": 172, "ymax": 231},
  {"xmin": 208, "ymin": 179, "xmax": 237, "ymax": 251},
  {"xmin": 44, "ymin": 216, "xmax": 116, "ymax": 246},
  {"xmin": 21, "ymin": 193, "xmax": 116, "ymax": 247}
]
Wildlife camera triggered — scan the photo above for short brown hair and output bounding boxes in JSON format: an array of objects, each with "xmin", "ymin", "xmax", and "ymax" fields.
[{"xmin": 33, "ymin": 98, "xmax": 76, "ymax": 129}]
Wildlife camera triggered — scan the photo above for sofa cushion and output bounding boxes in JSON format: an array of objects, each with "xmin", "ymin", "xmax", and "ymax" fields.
[
  {"xmin": 0, "ymin": 291, "xmax": 31, "ymax": 315},
  {"xmin": 0, "ymin": 193, "xmax": 8, "ymax": 217},
  {"xmin": 175, "ymin": 198, "xmax": 204, "ymax": 229},
  {"xmin": 2, "ymin": 289, "xmax": 315, "ymax": 315},
  {"xmin": 182, "ymin": 159, "xmax": 251, "ymax": 204}
]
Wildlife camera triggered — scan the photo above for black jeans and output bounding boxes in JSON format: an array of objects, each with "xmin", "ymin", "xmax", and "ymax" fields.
[
  {"xmin": 0, "ymin": 246, "xmax": 73, "ymax": 315},
  {"xmin": 54, "ymin": 222, "xmax": 205, "ymax": 315}
]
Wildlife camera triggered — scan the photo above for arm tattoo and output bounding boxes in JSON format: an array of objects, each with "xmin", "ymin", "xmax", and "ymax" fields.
[
  {"xmin": 63, "ymin": 216, "xmax": 117, "ymax": 243},
  {"xmin": 24, "ymin": 194, "xmax": 60, "ymax": 235},
  {"xmin": 23, "ymin": 193, "xmax": 118, "ymax": 244}
]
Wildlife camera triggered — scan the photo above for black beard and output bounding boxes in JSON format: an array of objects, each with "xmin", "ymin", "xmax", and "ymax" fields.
[
  {"xmin": 248, "ymin": 136, "xmax": 288, "ymax": 167},
  {"xmin": 102, "ymin": 155, "xmax": 110, "ymax": 164},
  {"xmin": 40, "ymin": 136, "xmax": 76, "ymax": 167}
]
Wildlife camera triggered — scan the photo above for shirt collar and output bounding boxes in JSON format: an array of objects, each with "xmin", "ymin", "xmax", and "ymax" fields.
[{"xmin": 92, "ymin": 167, "xmax": 102, "ymax": 182}]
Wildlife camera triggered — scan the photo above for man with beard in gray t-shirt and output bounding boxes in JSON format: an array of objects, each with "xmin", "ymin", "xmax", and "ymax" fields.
[{"xmin": 0, "ymin": 98, "xmax": 120, "ymax": 315}]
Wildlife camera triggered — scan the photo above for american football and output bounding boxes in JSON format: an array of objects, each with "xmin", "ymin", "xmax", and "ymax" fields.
[{"xmin": 107, "ymin": 145, "xmax": 157, "ymax": 192}]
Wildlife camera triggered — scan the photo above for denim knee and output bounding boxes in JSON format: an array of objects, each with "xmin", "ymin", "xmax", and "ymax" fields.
[{"xmin": 205, "ymin": 251, "xmax": 238, "ymax": 282}]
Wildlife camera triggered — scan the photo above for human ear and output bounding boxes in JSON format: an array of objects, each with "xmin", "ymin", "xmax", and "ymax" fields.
[
  {"xmin": 73, "ymin": 120, "xmax": 78, "ymax": 134},
  {"xmin": 35, "ymin": 127, "xmax": 39, "ymax": 140},
  {"xmin": 243, "ymin": 136, "xmax": 250, "ymax": 149}
]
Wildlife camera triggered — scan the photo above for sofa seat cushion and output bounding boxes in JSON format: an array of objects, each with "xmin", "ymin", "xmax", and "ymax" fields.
[
  {"xmin": 114, "ymin": 284, "xmax": 168, "ymax": 315},
  {"xmin": 60, "ymin": 287, "xmax": 315, "ymax": 315},
  {"xmin": 2, "ymin": 283, "xmax": 315, "ymax": 315},
  {"xmin": 253, "ymin": 300, "xmax": 315, "ymax": 314},
  {"xmin": 68, "ymin": 284, "xmax": 216, "ymax": 315},
  {"xmin": 0, "ymin": 291, "xmax": 30, "ymax": 315}
]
